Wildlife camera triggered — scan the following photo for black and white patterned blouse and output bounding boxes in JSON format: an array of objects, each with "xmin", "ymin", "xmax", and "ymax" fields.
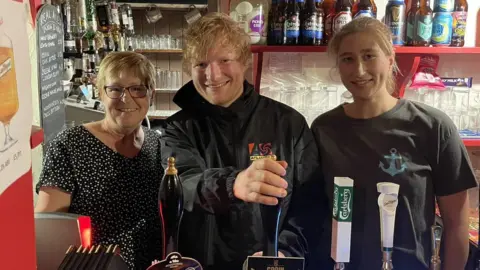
[{"xmin": 36, "ymin": 125, "xmax": 164, "ymax": 269}]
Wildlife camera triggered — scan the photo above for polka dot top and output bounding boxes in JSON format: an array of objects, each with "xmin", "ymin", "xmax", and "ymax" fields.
[{"xmin": 36, "ymin": 125, "xmax": 164, "ymax": 270}]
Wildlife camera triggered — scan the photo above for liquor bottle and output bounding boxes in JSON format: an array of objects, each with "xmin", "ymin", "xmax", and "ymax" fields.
[
  {"xmin": 301, "ymin": 0, "xmax": 318, "ymax": 45},
  {"xmin": 413, "ymin": 0, "xmax": 433, "ymax": 46},
  {"xmin": 108, "ymin": 0, "xmax": 121, "ymax": 51},
  {"xmin": 314, "ymin": 0, "xmax": 324, "ymax": 45},
  {"xmin": 406, "ymin": 0, "xmax": 419, "ymax": 46},
  {"xmin": 75, "ymin": 0, "xmax": 87, "ymax": 53},
  {"xmin": 385, "ymin": 0, "xmax": 406, "ymax": 46},
  {"xmin": 159, "ymin": 157, "xmax": 184, "ymax": 258},
  {"xmin": 272, "ymin": 0, "xmax": 286, "ymax": 45},
  {"xmin": 96, "ymin": 0, "xmax": 110, "ymax": 33},
  {"xmin": 353, "ymin": 0, "xmax": 376, "ymax": 19},
  {"xmin": 322, "ymin": 0, "xmax": 336, "ymax": 44},
  {"xmin": 333, "ymin": 0, "xmax": 352, "ymax": 34},
  {"xmin": 451, "ymin": 0, "xmax": 467, "ymax": 47},
  {"xmin": 120, "ymin": 4, "xmax": 134, "ymax": 36},
  {"xmin": 267, "ymin": 0, "xmax": 277, "ymax": 45},
  {"xmin": 283, "ymin": 0, "xmax": 301, "ymax": 45},
  {"xmin": 85, "ymin": 0, "xmax": 98, "ymax": 48},
  {"xmin": 62, "ymin": 0, "xmax": 77, "ymax": 53}
]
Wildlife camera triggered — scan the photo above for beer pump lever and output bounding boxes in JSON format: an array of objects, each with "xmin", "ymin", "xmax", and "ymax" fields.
[
  {"xmin": 148, "ymin": 156, "xmax": 203, "ymax": 270},
  {"xmin": 261, "ymin": 155, "xmax": 283, "ymax": 257},
  {"xmin": 159, "ymin": 156, "xmax": 184, "ymax": 259}
]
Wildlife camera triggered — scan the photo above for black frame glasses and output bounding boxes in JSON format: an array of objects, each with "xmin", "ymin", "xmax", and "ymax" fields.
[{"xmin": 104, "ymin": 85, "xmax": 150, "ymax": 99}]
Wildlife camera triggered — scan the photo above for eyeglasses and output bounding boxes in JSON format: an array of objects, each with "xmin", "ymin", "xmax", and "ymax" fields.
[{"xmin": 104, "ymin": 85, "xmax": 150, "ymax": 99}]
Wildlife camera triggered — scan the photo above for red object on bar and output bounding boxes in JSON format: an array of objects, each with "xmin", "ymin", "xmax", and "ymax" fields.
[
  {"xmin": 78, "ymin": 216, "xmax": 92, "ymax": 248},
  {"xmin": 463, "ymin": 140, "xmax": 480, "ymax": 147}
]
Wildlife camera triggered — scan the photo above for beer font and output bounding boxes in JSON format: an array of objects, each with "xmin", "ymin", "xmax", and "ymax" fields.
[
  {"xmin": 377, "ymin": 182, "xmax": 400, "ymax": 270},
  {"xmin": 261, "ymin": 154, "xmax": 283, "ymax": 257},
  {"xmin": 429, "ymin": 225, "xmax": 443, "ymax": 270},
  {"xmin": 331, "ymin": 177, "xmax": 354, "ymax": 270},
  {"xmin": 159, "ymin": 156, "xmax": 184, "ymax": 259}
]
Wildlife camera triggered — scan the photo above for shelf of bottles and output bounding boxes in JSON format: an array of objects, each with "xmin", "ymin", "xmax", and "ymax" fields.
[
  {"xmin": 253, "ymin": 0, "xmax": 478, "ymax": 146},
  {"xmin": 59, "ymin": 0, "xmax": 137, "ymax": 101},
  {"xmin": 262, "ymin": 0, "xmax": 470, "ymax": 50}
]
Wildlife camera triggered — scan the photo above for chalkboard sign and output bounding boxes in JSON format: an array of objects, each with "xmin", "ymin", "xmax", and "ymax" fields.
[{"xmin": 36, "ymin": 4, "xmax": 65, "ymax": 144}]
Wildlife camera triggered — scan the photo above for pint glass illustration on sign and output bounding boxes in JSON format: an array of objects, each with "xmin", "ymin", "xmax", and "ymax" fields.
[{"xmin": 0, "ymin": 17, "xmax": 19, "ymax": 153}]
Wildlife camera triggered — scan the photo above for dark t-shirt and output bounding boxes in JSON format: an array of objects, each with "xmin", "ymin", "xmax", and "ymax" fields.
[
  {"xmin": 310, "ymin": 98, "xmax": 477, "ymax": 270},
  {"xmin": 36, "ymin": 126, "xmax": 163, "ymax": 270}
]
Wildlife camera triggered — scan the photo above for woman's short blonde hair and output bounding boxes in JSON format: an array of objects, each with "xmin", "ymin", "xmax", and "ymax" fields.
[
  {"xmin": 96, "ymin": 52, "xmax": 156, "ymax": 97},
  {"xmin": 328, "ymin": 17, "xmax": 400, "ymax": 94},
  {"xmin": 183, "ymin": 12, "xmax": 251, "ymax": 75}
]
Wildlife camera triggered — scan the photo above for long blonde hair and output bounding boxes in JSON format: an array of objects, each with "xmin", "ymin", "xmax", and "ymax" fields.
[{"xmin": 328, "ymin": 17, "xmax": 400, "ymax": 94}]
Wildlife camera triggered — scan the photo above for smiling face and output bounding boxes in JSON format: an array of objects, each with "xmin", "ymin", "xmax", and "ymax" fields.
[
  {"xmin": 337, "ymin": 32, "xmax": 394, "ymax": 101},
  {"xmin": 102, "ymin": 71, "xmax": 153, "ymax": 130},
  {"xmin": 190, "ymin": 43, "xmax": 247, "ymax": 107}
]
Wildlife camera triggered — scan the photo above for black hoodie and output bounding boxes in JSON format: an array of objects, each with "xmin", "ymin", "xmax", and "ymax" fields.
[{"xmin": 160, "ymin": 80, "xmax": 328, "ymax": 269}]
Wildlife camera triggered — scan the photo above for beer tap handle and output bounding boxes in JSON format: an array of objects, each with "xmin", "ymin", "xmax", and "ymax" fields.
[
  {"xmin": 429, "ymin": 225, "xmax": 443, "ymax": 270},
  {"xmin": 159, "ymin": 157, "xmax": 184, "ymax": 259},
  {"xmin": 261, "ymin": 155, "xmax": 282, "ymax": 257}
]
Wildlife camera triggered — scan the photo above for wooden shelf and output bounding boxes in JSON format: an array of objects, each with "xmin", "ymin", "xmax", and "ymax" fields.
[
  {"xmin": 463, "ymin": 139, "xmax": 480, "ymax": 147},
  {"xmin": 135, "ymin": 49, "xmax": 182, "ymax": 54},
  {"xmin": 251, "ymin": 45, "xmax": 480, "ymax": 54}
]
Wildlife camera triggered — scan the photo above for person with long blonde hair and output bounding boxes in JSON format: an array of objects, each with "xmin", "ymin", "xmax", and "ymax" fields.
[{"xmin": 311, "ymin": 17, "xmax": 477, "ymax": 270}]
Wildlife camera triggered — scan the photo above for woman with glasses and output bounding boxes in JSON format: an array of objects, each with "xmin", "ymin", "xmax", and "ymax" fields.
[{"xmin": 35, "ymin": 52, "xmax": 163, "ymax": 269}]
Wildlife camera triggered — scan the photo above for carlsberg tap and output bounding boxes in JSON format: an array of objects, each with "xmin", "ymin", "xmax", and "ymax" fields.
[{"xmin": 331, "ymin": 177, "xmax": 354, "ymax": 269}]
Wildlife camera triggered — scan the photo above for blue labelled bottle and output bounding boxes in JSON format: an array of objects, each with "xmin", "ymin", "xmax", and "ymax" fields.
[
  {"xmin": 431, "ymin": 12, "xmax": 453, "ymax": 46},
  {"xmin": 385, "ymin": 0, "xmax": 406, "ymax": 46},
  {"xmin": 406, "ymin": 0, "xmax": 419, "ymax": 46},
  {"xmin": 301, "ymin": 0, "xmax": 318, "ymax": 45},
  {"xmin": 413, "ymin": 0, "xmax": 433, "ymax": 46},
  {"xmin": 284, "ymin": 0, "xmax": 301, "ymax": 45},
  {"xmin": 353, "ymin": 0, "xmax": 377, "ymax": 19},
  {"xmin": 273, "ymin": 0, "xmax": 287, "ymax": 45},
  {"xmin": 314, "ymin": 0, "xmax": 324, "ymax": 45},
  {"xmin": 434, "ymin": 0, "xmax": 454, "ymax": 12}
]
